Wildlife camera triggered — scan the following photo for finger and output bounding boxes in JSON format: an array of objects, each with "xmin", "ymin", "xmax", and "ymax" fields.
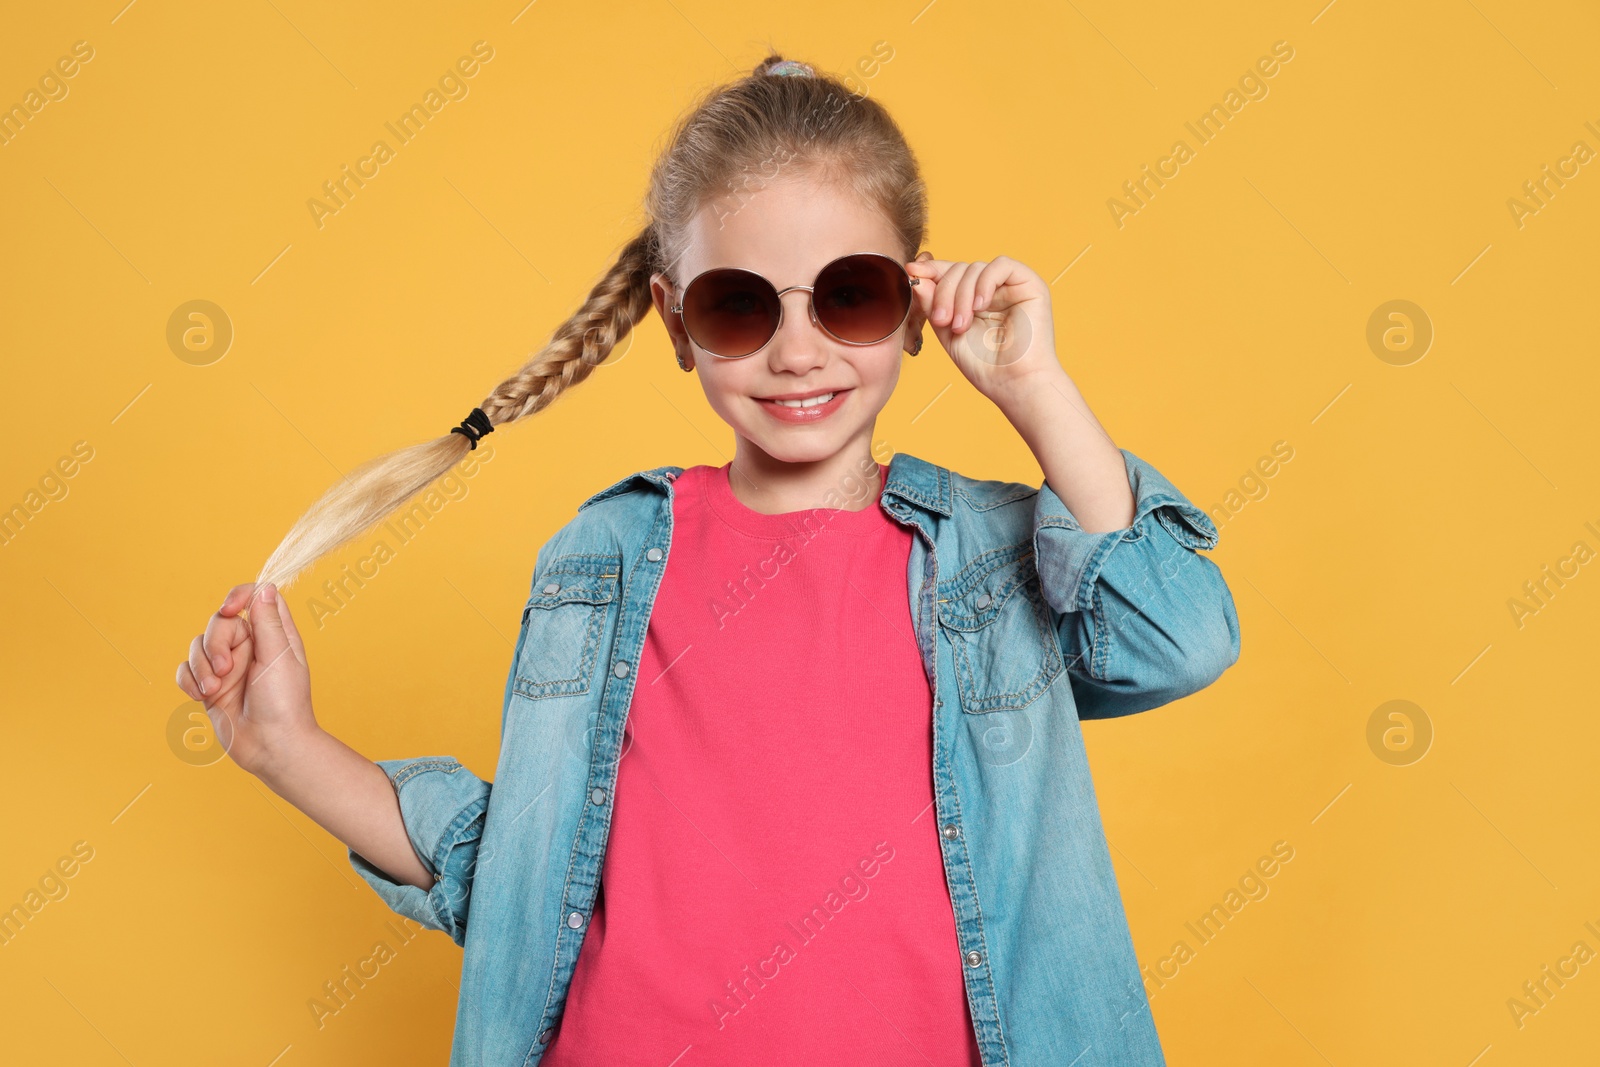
[
  {"xmin": 275, "ymin": 589, "xmax": 308, "ymax": 666},
  {"xmin": 929, "ymin": 263, "xmax": 969, "ymax": 328},
  {"xmin": 188, "ymin": 634, "xmax": 222, "ymax": 696},
  {"xmin": 951, "ymin": 261, "xmax": 988, "ymax": 333},
  {"xmin": 905, "ymin": 255, "xmax": 944, "ymax": 319},
  {"xmin": 203, "ymin": 611, "xmax": 249, "ymax": 677},
  {"xmin": 904, "ymin": 253, "xmax": 952, "ymax": 280},
  {"xmin": 176, "ymin": 659, "xmax": 203, "ymax": 702},
  {"xmin": 219, "ymin": 583, "xmax": 262, "ymax": 619},
  {"xmin": 246, "ymin": 582, "xmax": 291, "ymax": 669},
  {"xmin": 971, "ymin": 256, "xmax": 1015, "ymax": 313}
]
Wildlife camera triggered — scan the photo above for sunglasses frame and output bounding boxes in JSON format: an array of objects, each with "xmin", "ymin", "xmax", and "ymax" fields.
[{"xmin": 667, "ymin": 250, "xmax": 921, "ymax": 359}]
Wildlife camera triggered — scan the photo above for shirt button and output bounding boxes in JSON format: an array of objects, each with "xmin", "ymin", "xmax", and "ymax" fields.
[
  {"xmin": 590, "ymin": 788, "xmax": 606, "ymax": 805},
  {"xmin": 646, "ymin": 547, "xmax": 663, "ymax": 562},
  {"xmin": 613, "ymin": 661, "xmax": 630, "ymax": 678},
  {"xmin": 974, "ymin": 593, "xmax": 992, "ymax": 610},
  {"xmin": 942, "ymin": 824, "xmax": 960, "ymax": 839},
  {"xmin": 542, "ymin": 582, "xmax": 560, "ymax": 594},
  {"xmin": 965, "ymin": 949, "xmax": 983, "ymax": 967},
  {"xmin": 567, "ymin": 911, "xmax": 584, "ymax": 929},
  {"xmin": 537, "ymin": 1028, "xmax": 554, "ymax": 1044}
]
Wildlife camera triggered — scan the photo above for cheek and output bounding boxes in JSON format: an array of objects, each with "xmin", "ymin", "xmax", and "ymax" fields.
[
  {"xmin": 858, "ymin": 346, "xmax": 903, "ymax": 396},
  {"xmin": 696, "ymin": 365, "xmax": 757, "ymax": 419}
]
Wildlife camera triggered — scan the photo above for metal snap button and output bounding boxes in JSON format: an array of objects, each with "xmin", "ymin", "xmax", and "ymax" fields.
[
  {"xmin": 942, "ymin": 824, "xmax": 959, "ymax": 838},
  {"xmin": 567, "ymin": 911, "xmax": 584, "ymax": 928},
  {"xmin": 613, "ymin": 661, "xmax": 630, "ymax": 678},
  {"xmin": 974, "ymin": 593, "xmax": 992, "ymax": 610},
  {"xmin": 965, "ymin": 949, "xmax": 983, "ymax": 967},
  {"xmin": 590, "ymin": 788, "xmax": 606, "ymax": 805},
  {"xmin": 646, "ymin": 547, "xmax": 663, "ymax": 562},
  {"xmin": 538, "ymin": 1028, "xmax": 553, "ymax": 1044},
  {"xmin": 542, "ymin": 582, "xmax": 560, "ymax": 594}
]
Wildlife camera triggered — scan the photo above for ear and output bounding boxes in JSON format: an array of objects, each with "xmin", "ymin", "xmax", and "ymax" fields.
[
  {"xmin": 649, "ymin": 271, "xmax": 695, "ymax": 371},
  {"xmin": 903, "ymin": 310, "xmax": 927, "ymax": 355}
]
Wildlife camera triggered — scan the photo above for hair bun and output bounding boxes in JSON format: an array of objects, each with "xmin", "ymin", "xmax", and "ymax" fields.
[{"xmin": 763, "ymin": 59, "xmax": 815, "ymax": 78}]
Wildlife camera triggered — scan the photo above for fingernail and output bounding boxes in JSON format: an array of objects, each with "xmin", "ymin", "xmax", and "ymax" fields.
[
  {"xmin": 263, "ymin": 583, "xmax": 277, "ymax": 603},
  {"xmin": 200, "ymin": 677, "xmax": 211, "ymax": 694},
  {"xmin": 211, "ymin": 655, "xmax": 223, "ymax": 673},
  {"xmin": 953, "ymin": 313, "xmax": 965, "ymax": 330}
]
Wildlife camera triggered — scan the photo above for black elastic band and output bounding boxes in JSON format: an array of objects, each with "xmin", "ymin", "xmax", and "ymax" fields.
[{"xmin": 450, "ymin": 406, "xmax": 494, "ymax": 449}]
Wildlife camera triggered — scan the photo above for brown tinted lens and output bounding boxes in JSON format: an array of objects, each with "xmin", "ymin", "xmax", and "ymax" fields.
[
  {"xmin": 813, "ymin": 254, "xmax": 911, "ymax": 345},
  {"xmin": 681, "ymin": 268, "xmax": 781, "ymax": 358}
]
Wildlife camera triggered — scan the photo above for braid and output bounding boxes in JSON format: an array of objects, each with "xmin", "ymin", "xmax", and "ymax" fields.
[
  {"xmin": 253, "ymin": 226, "xmax": 658, "ymax": 593},
  {"xmin": 481, "ymin": 227, "xmax": 658, "ymax": 427},
  {"xmin": 253, "ymin": 47, "xmax": 927, "ymax": 595}
]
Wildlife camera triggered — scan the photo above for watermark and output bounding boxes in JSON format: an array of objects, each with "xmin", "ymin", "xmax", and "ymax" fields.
[
  {"xmin": 166, "ymin": 299, "xmax": 234, "ymax": 366},
  {"xmin": 971, "ymin": 707, "xmax": 1033, "ymax": 766},
  {"xmin": 1505, "ymin": 917, "xmax": 1600, "ymax": 1031},
  {"xmin": 306, "ymin": 916, "xmax": 426, "ymax": 1030},
  {"xmin": 0, "ymin": 40, "xmax": 96, "ymax": 148},
  {"xmin": 702, "ymin": 40, "xmax": 896, "ymax": 237},
  {"xmin": 1506, "ymin": 121, "xmax": 1598, "ymax": 230},
  {"xmin": 1506, "ymin": 519, "xmax": 1598, "ymax": 630},
  {"xmin": 1366, "ymin": 699, "xmax": 1432, "ymax": 766},
  {"xmin": 839, "ymin": 40, "xmax": 896, "ymax": 100},
  {"xmin": 1365, "ymin": 299, "xmax": 1433, "ymax": 366},
  {"xmin": 1204, "ymin": 439, "xmax": 1295, "ymax": 535},
  {"xmin": 705, "ymin": 437, "xmax": 894, "ymax": 631},
  {"xmin": 1141, "ymin": 839, "xmax": 1295, "ymax": 998},
  {"xmin": 307, "ymin": 41, "xmax": 496, "ymax": 230},
  {"xmin": 0, "ymin": 439, "xmax": 95, "ymax": 548},
  {"xmin": 0, "ymin": 840, "xmax": 96, "ymax": 948},
  {"xmin": 304, "ymin": 438, "xmax": 497, "ymax": 628},
  {"xmin": 167, "ymin": 699, "xmax": 229, "ymax": 766},
  {"xmin": 705, "ymin": 840, "xmax": 896, "ymax": 1030},
  {"xmin": 1107, "ymin": 41, "xmax": 1296, "ymax": 229},
  {"xmin": 950, "ymin": 305, "xmax": 1035, "ymax": 369}
]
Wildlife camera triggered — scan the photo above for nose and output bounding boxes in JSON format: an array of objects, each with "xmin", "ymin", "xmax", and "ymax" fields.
[{"xmin": 765, "ymin": 288, "xmax": 828, "ymax": 373}]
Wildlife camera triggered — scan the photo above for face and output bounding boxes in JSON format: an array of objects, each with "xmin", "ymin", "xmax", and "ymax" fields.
[{"xmin": 649, "ymin": 176, "xmax": 923, "ymax": 468}]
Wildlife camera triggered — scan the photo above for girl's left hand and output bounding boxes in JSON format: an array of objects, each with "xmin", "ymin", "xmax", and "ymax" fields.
[{"xmin": 904, "ymin": 252, "xmax": 1064, "ymax": 401}]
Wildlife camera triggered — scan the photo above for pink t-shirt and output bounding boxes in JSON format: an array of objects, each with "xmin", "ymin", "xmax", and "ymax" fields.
[{"xmin": 541, "ymin": 461, "xmax": 981, "ymax": 1066}]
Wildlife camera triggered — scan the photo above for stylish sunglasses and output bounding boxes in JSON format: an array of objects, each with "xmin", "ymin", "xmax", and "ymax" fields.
[{"xmin": 668, "ymin": 251, "xmax": 920, "ymax": 359}]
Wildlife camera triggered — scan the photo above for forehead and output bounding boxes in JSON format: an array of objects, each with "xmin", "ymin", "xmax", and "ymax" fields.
[{"xmin": 674, "ymin": 174, "xmax": 902, "ymax": 285}]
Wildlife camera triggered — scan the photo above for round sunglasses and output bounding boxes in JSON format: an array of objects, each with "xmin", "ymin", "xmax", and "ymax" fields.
[{"xmin": 668, "ymin": 251, "xmax": 920, "ymax": 359}]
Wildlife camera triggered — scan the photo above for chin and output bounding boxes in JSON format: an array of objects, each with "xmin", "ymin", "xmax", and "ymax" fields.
[{"xmin": 750, "ymin": 435, "xmax": 846, "ymax": 465}]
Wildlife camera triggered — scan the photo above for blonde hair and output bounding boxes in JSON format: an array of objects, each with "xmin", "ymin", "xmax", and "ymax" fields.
[{"xmin": 256, "ymin": 51, "xmax": 928, "ymax": 592}]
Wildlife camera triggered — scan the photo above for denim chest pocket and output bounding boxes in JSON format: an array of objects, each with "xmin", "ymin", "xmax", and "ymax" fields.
[
  {"xmin": 513, "ymin": 553, "xmax": 621, "ymax": 701},
  {"xmin": 936, "ymin": 542, "xmax": 1063, "ymax": 713}
]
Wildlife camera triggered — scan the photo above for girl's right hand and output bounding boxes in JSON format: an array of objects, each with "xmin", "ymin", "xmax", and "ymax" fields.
[{"xmin": 175, "ymin": 582, "xmax": 319, "ymax": 778}]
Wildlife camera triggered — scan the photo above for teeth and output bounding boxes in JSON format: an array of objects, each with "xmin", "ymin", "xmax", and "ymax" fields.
[{"xmin": 770, "ymin": 392, "xmax": 835, "ymax": 409}]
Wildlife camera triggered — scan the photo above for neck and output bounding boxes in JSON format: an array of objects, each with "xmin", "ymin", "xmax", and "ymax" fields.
[{"xmin": 728, "ymin": 434, "xmax": 885, "ymax": 515}]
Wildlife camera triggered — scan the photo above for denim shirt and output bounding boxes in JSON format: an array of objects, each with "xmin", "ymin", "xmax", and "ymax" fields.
[{"xmin": 348, "ymin": 447, "xmax": 1241, "ymax": 1066}]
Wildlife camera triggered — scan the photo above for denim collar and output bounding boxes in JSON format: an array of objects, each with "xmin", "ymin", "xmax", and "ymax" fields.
[{"xmin": 577, "ymin": 451, "xmax": 953, "ymax": 517}]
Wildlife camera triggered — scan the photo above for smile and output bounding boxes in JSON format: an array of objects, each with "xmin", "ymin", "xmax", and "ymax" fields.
[{"xmin": 754, "ymin": 389, "xmax": 852, "ymax": 423}]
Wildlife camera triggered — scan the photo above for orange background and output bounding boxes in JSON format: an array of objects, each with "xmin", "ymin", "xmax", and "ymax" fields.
[{"xmin": 2, "ymin": 1, "xmax": 1597, "ymax": 1063}]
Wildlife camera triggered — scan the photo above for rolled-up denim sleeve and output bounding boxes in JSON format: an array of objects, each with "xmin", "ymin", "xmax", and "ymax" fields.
[
  {"xmin": 347, "ymin": 756, "xmax": 491, "ymax": 947},
  {"xmin": 1032, "ymin": 448, "xmax": 1241, "ymax": 719}
]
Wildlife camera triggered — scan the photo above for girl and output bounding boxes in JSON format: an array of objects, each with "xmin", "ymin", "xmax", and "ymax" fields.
[{"xmin": 176, "ymin": 54, "xmax": 1239, "ymax": 1067}]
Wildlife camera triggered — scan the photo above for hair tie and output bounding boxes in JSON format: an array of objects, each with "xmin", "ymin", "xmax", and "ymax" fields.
[
  {"xmin": 765, "ymin": 60, "xmax": 814, "ymax": 78},
  {"xmin": 450, "ymin": 406, "xmax": 494, "ymax": 449}
]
